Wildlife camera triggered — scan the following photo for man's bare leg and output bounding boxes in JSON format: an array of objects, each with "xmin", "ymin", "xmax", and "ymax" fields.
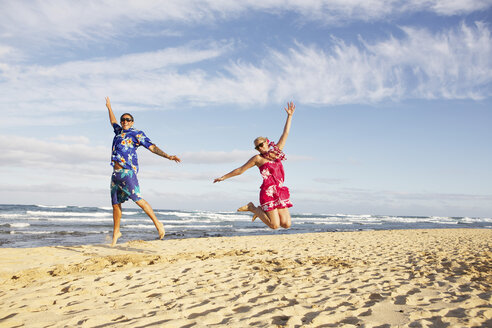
[
  {"xmin": 111, "ymin": 203, "xmax": 122, "ymax": 247},
  {"xmin": 136, "ymin": 199, "xmax": 165, "ymax": 239}
]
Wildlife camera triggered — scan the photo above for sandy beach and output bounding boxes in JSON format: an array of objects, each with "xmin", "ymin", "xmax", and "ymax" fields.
[{"xmin": 0, "ymin": 229, "xmax": 490, "ymax": 327}]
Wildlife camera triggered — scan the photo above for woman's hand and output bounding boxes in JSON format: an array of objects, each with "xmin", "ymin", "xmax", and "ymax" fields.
[
  {"xmin": 276, "ymin": 101, "xmax": 295, "ymax": 150},
  {"xmin": 284, "ymin": 101, "xmax": 295, "ymax": 116},
  {"xmin": 213, "ymin": 177, "xmax": 224, "ymax": 183}
]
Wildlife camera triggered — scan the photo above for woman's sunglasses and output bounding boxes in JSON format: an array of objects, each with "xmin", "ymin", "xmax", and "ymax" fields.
[
  {"xmin": 121, "ymin": 118, "xmax": 133, "ymax": 122},
  {"xmin": 255, "ymin": 142, "xmax": 265, "ymax": 150}
]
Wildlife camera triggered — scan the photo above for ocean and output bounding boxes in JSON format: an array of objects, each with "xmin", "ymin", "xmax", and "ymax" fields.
[{"xmin": 1, "ymin": 204, "xmax": 490, "ymax": 248}]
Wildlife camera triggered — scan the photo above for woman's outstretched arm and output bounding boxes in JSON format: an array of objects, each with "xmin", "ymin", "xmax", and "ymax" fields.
[
  {"xmin": 214, "ymin": 156, "xmax": 258, "ymax": 183},
  {"xmin": 276, "ymin": 101, "xmax": 295, "ymax": 150},
  {"xmin": 106, "ymin": 97, "xmax": 118, "ymax": 126}
]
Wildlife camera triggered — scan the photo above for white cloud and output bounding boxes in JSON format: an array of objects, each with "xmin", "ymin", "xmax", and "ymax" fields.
[
  {"xmin": 49, "ymin": 135, "xmax": 91, "ymax": 144},
  {"xmin": 1, "ymin": 0, "xmax": 490, "ymax": 46},
  {"xmin": 0, "ymin": 23, "xmax": 490, "ymax": 120},
  {"xmin": 0, "ymin": 42, "xmax": 231, "ymax": 117},
  {"xmin": 1, "ymin": 134, "xmax": 270, "ymax": 178},
  {"xmin": 265, "ymin": 21, "xmax": 492, "ymax": 102},
  {"xmin": 181, "ymin": 150, "xmax": 257, "ymax": 164},
  {"xmin": 423, "ymin": 0, "xmax": 492, "ymax": 15},
  {"xmin": 0, "ymin": 44, "xmax": 18, "ymax": 59},
  {"xmin": 0, "ymin": 134, "xmax": 107, "ymax": 171},
  {"xmin": 295, "ymin": 186, "xmax": 492, "ymax": 216},
  {"xmin": 362, "ymin": 22, "xmax": 492, "ymax": 100}
]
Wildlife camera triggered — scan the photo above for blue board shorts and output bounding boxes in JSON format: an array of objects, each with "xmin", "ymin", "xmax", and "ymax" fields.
[{"xmin": 111, "ymin": 169, "xmax": 142, "ymax": 205}]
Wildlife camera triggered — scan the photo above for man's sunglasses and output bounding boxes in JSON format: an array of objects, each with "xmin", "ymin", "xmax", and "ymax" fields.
[{"xmin": 121, "ymin": 118, "xmax": 133, "ymax": 122}]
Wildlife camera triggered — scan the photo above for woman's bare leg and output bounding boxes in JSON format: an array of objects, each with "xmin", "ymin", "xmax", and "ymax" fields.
[
  {"xmin": 278, "ymin": 208, "xmax": 291, "ymax": 229},
  {"xmin": 111, "ymin": 203, "xmax": 122, "ymax": 247},
  {"xmin": 237, "ymin": 202, "xmax": 260, "ymax": 222},
  {"xmin": 136, "ymin": 199, "xmax": 165, "ymax": 239},
  {"xmin": 237, "ymin": 202, "xmax": 280, "ymax": 229}
]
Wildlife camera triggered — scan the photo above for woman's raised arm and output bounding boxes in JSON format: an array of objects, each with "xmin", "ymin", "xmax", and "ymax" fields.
[
  {"xmin": 106, "ymin": 97, "xmax": 118, "ymax": 126},
  {"xmin": 276, "ymin": 101, "xmax": 295, "ymax": 150}
]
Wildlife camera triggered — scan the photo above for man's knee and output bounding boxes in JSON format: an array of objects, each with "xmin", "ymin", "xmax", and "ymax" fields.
[{"xmin": 136, "ymin": 199, "xmax": 148, "ymax": 207}]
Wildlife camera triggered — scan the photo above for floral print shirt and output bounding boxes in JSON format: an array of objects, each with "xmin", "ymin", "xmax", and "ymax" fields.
[{"xmin": 111, "ymin": 123, "xmax": 154, "ymax": 173}]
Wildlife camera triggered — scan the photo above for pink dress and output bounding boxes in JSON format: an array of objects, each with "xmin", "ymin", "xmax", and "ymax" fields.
[{"xmin": 258, "ymin": 159, "xmax": 293, "ymax": 212}]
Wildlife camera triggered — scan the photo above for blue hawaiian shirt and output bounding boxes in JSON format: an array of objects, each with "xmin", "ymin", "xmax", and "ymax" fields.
[{"xmin": 111, "ymin": 123, "xmax": 154, "ymax": 173}]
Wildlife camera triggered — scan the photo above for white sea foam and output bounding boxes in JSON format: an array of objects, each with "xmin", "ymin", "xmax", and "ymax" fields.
[
  {"xmin": 235, "ymin": 228, "xmax": 270, "ymax": 232},
  {"xmin": 35, "ymin": 205, "xmax": 68, "ymax": 209},
  {"xmin": 26, "ymin": 217, "xmax": 112, "ymax": 222},
  {"xmin": 160, "ymin": 219, "xmax": 210, "ymax": 224},
  {"xmin": 9, "ymin": 223, "xmax": 30, "ymax": 228},
  {"xmin": 127, "ymin": 224, "xmax": 233, "ymax": 229},
  {"xmin": 309, "ymin": 221, "xmax": 354, "ymax": 225},
  {"xmin": 158, "ymin": 211, "xmax": 251, "ymax": 222},
  {"xmin": 158, "ymin": 211, "xmax": 195, "ymax": 217},
  {"xmin": 0, "ymin": 214, "xmax": 24, "ymax": 219},
  {"xmin": 126, "ymin": 224, "xmax": 155, "ymax": 229},
  {"xmin": 27, "ymin": 211, "xmax": 112, "ymax": 217},
  {"xmin": 459, "ymin": 216, "xmax": 492, "ymax": 223},
  {"xmin": 10, "ymin": 230, "xmax": 53, "ymax": 235},
  {"xmin": 194, "ymin": 212, "xmax": 251, "ymax": 221}
]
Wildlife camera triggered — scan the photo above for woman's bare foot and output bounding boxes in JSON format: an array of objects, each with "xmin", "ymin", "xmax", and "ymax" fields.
[
  {"xmin": 111, "ymin": 231, "xmax": 122, "ymax": 247},
  {"xmin": 237, "ymin": 202, "xmax": 255, "ymax": 212},
  {"xmin": 237, "ymin": 202, "xmax": 258, "ymax": 222}
]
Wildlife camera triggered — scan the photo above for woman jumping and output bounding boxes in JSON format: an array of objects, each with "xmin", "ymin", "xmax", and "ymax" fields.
[
  {"xmin": 106, "ymin": 97, "xmax": 181, "ymax": 246},
  {"xmin": 214, "ymin": 102, "xmax": 295, "ymax": 229}
]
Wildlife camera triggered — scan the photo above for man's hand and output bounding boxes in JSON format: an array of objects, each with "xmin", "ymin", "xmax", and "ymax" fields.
[
  {"xmin": 168, "ymin": 155, "xmax": 181, "ymax": 163},
  {"xmin": 105, "ymin": 96, "xmax": 112, "ymax": 110}
]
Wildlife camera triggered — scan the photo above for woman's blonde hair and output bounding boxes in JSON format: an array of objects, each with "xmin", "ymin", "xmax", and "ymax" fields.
[{"xmin": 254, "ymin": 136, "xmax": 268, "ymax": 146}]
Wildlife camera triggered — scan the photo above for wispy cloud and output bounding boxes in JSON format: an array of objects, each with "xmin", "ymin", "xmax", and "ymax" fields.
[
  {"xmin": 2, "ymin": 22, "xmax": 490, "ymax": 123},
  {"xmin": 0, "ymin": 134, "xmax": 107, "ymax": 171},
  {"xmin": 264, "ymin": 22, "xmax": 492, "ymax": 103},
  {"xmin": 295, "ymin": 186, "xmax": 492, "ymax": 216},
  {"xmin": 1, "ymin": 42, "xmax": 231, "ymax": 119},
  {"xmin": 1, "ymin": 134, "xmax": 266, "ymax": 178},
  {"xmin": 1, "ymin": 1, "xmax": 489, "ymax": 46},
  {"xmin": 180, "ymin": 150, "xmax": 256, "ymax": 164}
]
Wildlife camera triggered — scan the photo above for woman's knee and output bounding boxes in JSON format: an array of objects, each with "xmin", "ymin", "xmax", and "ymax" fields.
[
  {"xmin": 278, "ymin": 209, "xmax": 291, "ymax": 229},
  {"xmin": 266, "ymin": 211, "xmax": 281, "ymax": 229}
]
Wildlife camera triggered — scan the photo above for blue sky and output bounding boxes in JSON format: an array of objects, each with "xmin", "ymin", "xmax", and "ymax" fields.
[{"xmin": 1, "ymin": 1, "xmax": 491, "ymax": 217}]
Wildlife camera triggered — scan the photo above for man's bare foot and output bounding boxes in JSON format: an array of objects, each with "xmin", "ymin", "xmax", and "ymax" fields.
[
  {"xmin": 157, "ymin": 222, "xmax": 165, "ymax": 240},
  {"xmin": 111, "ymin": 231, "xmax": 122, "ymax": 247}
]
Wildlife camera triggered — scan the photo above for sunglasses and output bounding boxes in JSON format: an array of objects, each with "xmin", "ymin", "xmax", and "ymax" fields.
[
  {"xmin": 255, "ymin": 142, "xmax": 265, "ymax": 150},
  {"xmin": 121, "ymin": 117, "xmax": 133, "ymax": 122}
]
